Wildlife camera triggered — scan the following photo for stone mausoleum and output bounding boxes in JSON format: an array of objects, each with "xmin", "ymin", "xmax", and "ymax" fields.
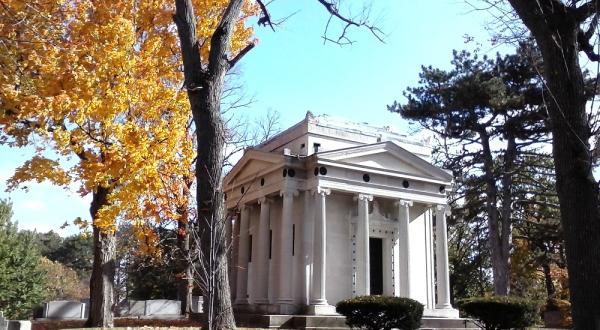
[{"xmin": 224, "ymin": 113, "xmax": 458, "ymax": 318}]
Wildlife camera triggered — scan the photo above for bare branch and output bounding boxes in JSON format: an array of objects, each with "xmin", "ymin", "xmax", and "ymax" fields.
[
  {"xmin": 256, "ymin": 0, "xmax": 276, "ymax": 31},
  {"xmin": 316, "ymin": 0, "xmax": 385, "ymax": 44},
  {"xmin": 228, "ymin": 41, "xmax": 256, "ymax": 70}
]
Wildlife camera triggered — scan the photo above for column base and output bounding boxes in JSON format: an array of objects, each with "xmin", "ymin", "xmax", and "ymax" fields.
[
  {"xmin": 234, "ymin": 298, "xmax": 249, "ymax": 305},
  {"xmin": 307, "ymin": 304, "xmax": 337, "ymax": 315},
  {"xmin": 252, "ymin": 300, "xmax": 271, "ymax": 314},
  {"xmin": 232, "ymin": 301, "xmax": 251, "ymax": 313},
  {"xmin": 277, "ymin": 303, "xmax": 298, "ymax": 315},
  {"xmin": 435, "ymin": 302, "xmax": 453, "ymax": 309},
  {"xmin": 424, "ymin": 307, "xmax": 459, "ymax": 318},
  {"xmin": 275, "ymin": 298, "xmax": 296, "ymax": 315}
]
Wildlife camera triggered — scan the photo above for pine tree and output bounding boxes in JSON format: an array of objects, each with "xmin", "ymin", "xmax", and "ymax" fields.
[{"xmin": 0, "ymin": 199, "xmax": 46, "ymax": 319}]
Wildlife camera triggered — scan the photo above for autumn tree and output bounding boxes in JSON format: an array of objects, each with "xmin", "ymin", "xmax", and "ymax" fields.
[
  {"xmin": 0, "ymin": 1, "xmax": 211, "ymax": 326},
  {"xmin": 389, "ymin": 45, "xmax": 552, "ymax": 295},
  {"xmin": 39, "ymin": 257, "xmax": 89, "ymax": 301},
  {"xmin": 30, "ymin": 232, "xmax": 94, "ymax": 279}
]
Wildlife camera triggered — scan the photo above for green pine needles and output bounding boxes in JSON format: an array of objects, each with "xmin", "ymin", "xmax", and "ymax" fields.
[{"xmin": 0, "ymin": 199, "xmax": 46, "ymax": 319}]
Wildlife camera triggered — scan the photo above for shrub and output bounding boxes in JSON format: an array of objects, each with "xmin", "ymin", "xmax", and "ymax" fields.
[
  {"xmin": 458, "ymin": 296, "xmax": 538, "ymax": 330},
  {"xmin": 336, "ymin": 295, "xmax": 423, "ymax": 330}
]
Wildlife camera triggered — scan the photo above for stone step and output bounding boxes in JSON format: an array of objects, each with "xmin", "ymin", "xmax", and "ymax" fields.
[
  {"xmin": 235, "ymin": 313, "xmax": 477, "ymax": 329},
  {"xmin": 422, "ymin": 317, "xmax": 477, "ymax": 329}
]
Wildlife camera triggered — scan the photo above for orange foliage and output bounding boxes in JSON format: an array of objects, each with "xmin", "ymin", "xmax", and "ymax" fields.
[{"xmin": 0, "ymin": 1, "xmax": 257, "ymax": 243}]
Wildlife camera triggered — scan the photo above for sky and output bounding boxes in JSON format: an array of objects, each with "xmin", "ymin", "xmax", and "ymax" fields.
[{"xmin": 0, "ymin": 0, "xmax": 506, "ymax": 236}]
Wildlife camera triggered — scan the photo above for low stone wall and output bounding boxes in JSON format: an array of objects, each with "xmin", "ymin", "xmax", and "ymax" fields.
[
  {"xmin": 7, "ymin": 321, "xmax": 31, "ymax": 330},
  {"xmin": 0, "ymin": 312, "xmax": 8, "ymax": 330},
  {"xmin": 42, "ymin": 301, "xmax": 86, "ymax": 320},
  {"xmin": 191, "ymin": 296, "xmax": 203, "ymax": 314},
  {"xmin": 124, "ymin": 300, "xmax": 181, "ymax": 318}
]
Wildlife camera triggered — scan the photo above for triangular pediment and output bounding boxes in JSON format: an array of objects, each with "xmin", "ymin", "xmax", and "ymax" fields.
[
  {"xmin": 317, "ymin": 141, "xmax": 452, "ymax": 182},
  {"xmin": 224, "ymin": 149, "xmax": 283, "ymax": 185}
]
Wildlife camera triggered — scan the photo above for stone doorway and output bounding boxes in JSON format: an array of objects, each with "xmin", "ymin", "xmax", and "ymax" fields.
[{"xmin": 369, "ymin": 237, "xmax": 383, "ymax": 295}]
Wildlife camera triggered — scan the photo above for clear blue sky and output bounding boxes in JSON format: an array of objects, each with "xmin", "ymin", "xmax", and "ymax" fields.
[{"xmin": 0, "ymin": 0, "xmax": 505, "ymax": 236}]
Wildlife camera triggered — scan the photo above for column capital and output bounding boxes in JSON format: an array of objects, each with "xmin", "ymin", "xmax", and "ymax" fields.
[
  {"xmin": 395, "ymin": 199, "xmax": 413, "ymax": 207},
  {"xmin": 355, "ymin": 193, "xmax": 373, "ymax": 202},
  {"xmin": 280, "ymin": 189, "xmax": 299, "ymax": 198},
  {"xmin": 435, "ymin": 204, "xmax": 451, "ymax": 216},
  {"xmin": 258, "ymin": 196, "xmax": 273, "ymax": 205},
  {"xmin": 312, "ymin": 187, "xmax": 331, "ymax": 196}
]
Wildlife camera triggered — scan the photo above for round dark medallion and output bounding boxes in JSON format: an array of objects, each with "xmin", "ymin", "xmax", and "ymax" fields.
[
  {"xmin": 439, "ymin": 185, "xmax": 446, "ymax": 193},
  {"xmin": 363, "ymin": 174, "xmax": 370, "ymax": 182},
  {"xmin": 241, "ymin": 186, "xmax": 245, "ymax": 194},
  {"xmin": 402, "ymin": 180, "xmax": 410, "ymax": 188},
  {"xmin": 283, "ymin": 168, "xmax": 288, "ymax": 177},
  {"xmin": 288, "ymin": 169, "xmax": 296, "ymax": 177},
  {"xmin": 260, "ymin": 178, "xmax": 265, "ymax": 186},
  {"xmin": 319, "ymin": 166, "xmax": 328, "ymax": 175},
  {"xmin": 314, "ymin": 167, "xmax": 319, "ymax": 176}
]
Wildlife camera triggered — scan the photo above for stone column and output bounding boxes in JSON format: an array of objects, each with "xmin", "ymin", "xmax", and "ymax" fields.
[
  {"xmin": 255, "ymin": 197, "xmax": 272, "ymax": 305},
  {"xmin": 396, "ymin": 200, "xmax": 412, "ymax": 298},
  {"xmin": 425, "ymin": 207, "xmax": 435, "ymax": 308},
  {"xmin": 392, "ymin": 227, "xmax": 401, "ymax": 297},
  {"xmin": 435, "ymin": 204, "xmax": 452, "ymax": 309},
  {"xmin": 235, "ymin": 206, "xmax": 250, "ymax": 305},
  {"xmin": 228, "ymin": 212, "xmax": 237, "ymax": 301},
  {"xmin": 302, "ymin": 191, "xmax": 314, "ymax": 305},
  {"xmin": 383, "ymin": 238, "xmax": 393, "ymax": 296},
  {"xmin": 277, "ymin": 189, "xmax": 297, "ymax": 313},
  {"xmin": 357, "ymin": 193, "xmax": 373, "ymax": 296},
  {"xmin": 308, "ymin": 188, "xmax": 335, "ymax": 314}
]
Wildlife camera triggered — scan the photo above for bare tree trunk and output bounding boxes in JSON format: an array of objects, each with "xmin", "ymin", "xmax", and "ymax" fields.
[
  {"xmin": 173, "ymin": 0, "xmax": 248, "ymax": 328},
  {"xmin": 177, "ymin": 205, "xmax": 193, "ymax": 316},
  {"xmin": 507, "ymin": 2, "xmax": 600, "ymax": 327},
  {"xmin": 498, "ymin": 134, "xmax": 517, "ymax": 294},
  {"xmin": 480, "ymin": 131, "xmax": 510, "ymax": 295},
  {"xmin": 542, "ymin": 262, "xmax": 556, "ymax": 299},
  {"xmin": 87, "ymin": 186, "xmax": 116, "ymax": 327}
]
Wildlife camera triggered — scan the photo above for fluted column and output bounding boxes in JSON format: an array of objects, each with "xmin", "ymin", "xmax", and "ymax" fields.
[
  {"xmin": 310, "ymin": 188, "xmax": 330, "ymax": 306},
  {"xmin": 235, "ymin": 206, "xmax": 250, "ymax": 305},
  {"xmin": 392, "ymin": 226, "xmax": 401, "ymax": 297},
  {"xmin": 357, "ymin": 193, "xmax": 373, "ymax": 296},
  {"xmin": 278, "ymin": 189, "xmax": 298, "ymax": 312},
  {"xmin": 396, "ymin": 200, "xmax": 412, "ymax": 298},
  {"xmin": 255, "ymin": 197, "xmax": 272, "ymax": 305},
  {"xmin": 435, "ymin": 204, "xmax": 452, "ymax": 309}
]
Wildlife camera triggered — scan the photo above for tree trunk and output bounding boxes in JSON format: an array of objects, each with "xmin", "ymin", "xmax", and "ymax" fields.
[
  {"xmin": 87, "ymin": 186, "xmax": 116, "ymax": 328},
  {"xmin": 541, "ymin": 40, "xmax": 600, "ymax": 329},
  {"xmin": 173, "ymin": 0, "xmax": 246, "ymax": 328},
  {"xmin": 190, "ymin": 83, "xmax": 234, "ymax": 329},
  {"xmin": 507, "ymin": 2, "xmax": 600, "ymax": 327},
  {"xmin": 542, "ymin": 262, "xmax": 556, "ymax": 298},
  {"xmin": 177, "ymin": 207, "xmax": 193, "ymax": 316},
  {"xmin": 480, "ymin": 131, "xmax": 510, "ymax": 295}
]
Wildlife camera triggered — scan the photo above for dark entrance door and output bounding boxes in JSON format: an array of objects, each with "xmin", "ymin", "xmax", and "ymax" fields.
[{"xmin": 369, "ymin": 237, "xmax": 383, "ymax": 295}]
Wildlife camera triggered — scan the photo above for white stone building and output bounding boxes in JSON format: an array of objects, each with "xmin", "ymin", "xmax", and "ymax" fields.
[{"xmin": 225, "ymin": 113, "xmax": 458, "ymax": 318}]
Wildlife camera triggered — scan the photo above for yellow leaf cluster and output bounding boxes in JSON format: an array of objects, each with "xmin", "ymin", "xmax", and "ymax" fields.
[
  {"xmin": 7, "ymin": 156, "xmax": 71, "ymax": 190},
  {"xmin": 0, "ymin": 1, "xmax": 257, "ymax": 240}
]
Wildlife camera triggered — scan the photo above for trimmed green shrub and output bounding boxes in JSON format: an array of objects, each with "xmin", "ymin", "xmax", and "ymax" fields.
[
  {"xmin": 336, "ymin": 295, "xmax": 423, "ymax": 330},
  {"xmin": 457, "ymin": 296, "xmax": 538, "ymax": 330}
]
